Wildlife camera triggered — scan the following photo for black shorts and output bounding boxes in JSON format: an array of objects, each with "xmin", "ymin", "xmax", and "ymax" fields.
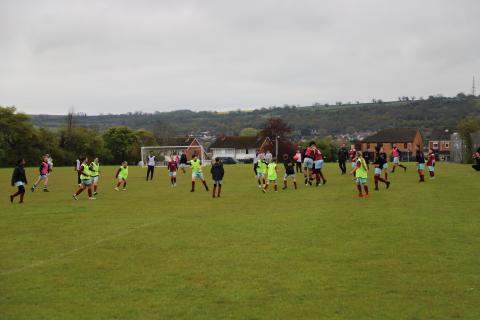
[{"xmin": 18, "ymin": 185, "xmax": 25, "ymax": 193}]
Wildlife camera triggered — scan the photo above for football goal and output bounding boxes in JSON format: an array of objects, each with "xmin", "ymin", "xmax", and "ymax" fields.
[{"xmin": 140, "ymin": 145, "xmax": 208, "ymax": 167}]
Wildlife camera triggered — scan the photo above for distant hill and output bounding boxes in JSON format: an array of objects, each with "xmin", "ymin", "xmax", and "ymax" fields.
[{"xmin": 30, "ymin": 97, "xmax": 480, "ymax": 137}]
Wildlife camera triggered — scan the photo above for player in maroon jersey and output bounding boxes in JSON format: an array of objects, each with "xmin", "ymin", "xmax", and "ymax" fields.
[
  {"xmin": 427, "ymin": 148, "xmax": 435, "ymax": 179},
  {"xmin": 167, "ymin": 157, "xmax": 178, "ymax": 187}
]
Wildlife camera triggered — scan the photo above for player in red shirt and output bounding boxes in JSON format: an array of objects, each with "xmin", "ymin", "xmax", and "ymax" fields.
[
  {"xmin": 313, "ymin": 148, "xmax": 327, "ymax": 186},
  {"xmin": 167, "ymin": 157, "xmax": 178, "ymax": 187},
  {"xmin": 427, "ymin": 148, "xmax": 435, "ymax": 179}
]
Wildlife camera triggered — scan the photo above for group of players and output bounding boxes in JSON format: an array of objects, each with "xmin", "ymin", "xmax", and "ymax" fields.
[{"xmin": 9, "ymin": 141, "xmax": 439, "ymax": 203}]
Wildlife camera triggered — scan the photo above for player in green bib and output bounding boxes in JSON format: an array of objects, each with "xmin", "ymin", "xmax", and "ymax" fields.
[
  {"xmin": 73, "ymin": 157, "xmax": 95, "ymax": 200},
  {"xmin": 256, "ymin": 155, "xmax": 267, "ymax": 188},
  {"xmin": 351, "ymin": 151, "xmax": 369, "ymax": 198},
  {"xmin": 190, "ymin": 154, "xmax": 209, "ymax": 192},
  {"xmin": 115, "ymin": 161, "xmax": 129, "ymax": 191},
  {"xmin": 89, "ymin": 157, "xmax": 100, "ymax": 195},
  {"xmin": 262, "ymin": 159, "xmax": 278, "ymax": 193}
]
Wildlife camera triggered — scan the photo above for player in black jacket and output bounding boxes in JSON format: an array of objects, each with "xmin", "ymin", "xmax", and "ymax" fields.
[
  {"xmin": 210, "ymin": 157, "xmax": 225, "ymax": 198},
  {"xmin": 337, "ymin": 144, "xmax": 348, "ymax": 175},
  {"xmin": 10, "ymin": 159, "xmax": 27, "ymax": 203},
  {"xmin": 282, "ymin": 154, "xmax": 297, "ymax": 190}
]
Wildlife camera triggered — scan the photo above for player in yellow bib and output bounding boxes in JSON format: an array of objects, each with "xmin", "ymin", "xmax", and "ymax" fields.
[
  {"xmin": 351, "ymin": 151, "xmax": 369, "ymax": 198},
  {"xmin": 89, "ymin": 157, "xmax": 100, "ymax": 195},
  {"xmin": 115, "ymin": 161, "xmax": 129, "ymax": 191},
  {"xmin": 73, "ymin": 157, "xmax": 95, "ymax": 200},
  {"xmin": 190, "ymin": 154, "xmax": 209, "ymax": 192},
  {"xmin": 256, "ymin": 155, "xmax": 267, "ymax": 188},
  {"xmin": 262, "ymin": 159, "xmax": 278, "ymax": 193}
]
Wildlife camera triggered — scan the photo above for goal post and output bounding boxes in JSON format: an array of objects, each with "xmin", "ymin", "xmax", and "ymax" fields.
[{"xmin": 140, "ymin": 145, "xmax": 209, "ymax": 167}]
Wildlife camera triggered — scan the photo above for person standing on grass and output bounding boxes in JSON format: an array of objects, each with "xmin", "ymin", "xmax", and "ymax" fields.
[
  {"xmin": 472, "ymin": 148, "xmax": 480, "ymax": 171},
  {"xmin": 348, "ymin": 144, "xmax": 357, "ymax": 176},
  {"xmin": 351, "ymin": 151, "xmax": 369, "ymax": 198},
  {"xmin": 75, "ymin": 157, "xmax": 82, "ymax": 186},
  {"xmin": 10, "ymin": 159, "xmax": 27, "ymax": 204},
  {"xmin": 378, "ymin": 146, "xmax": 389, "ymax": 181},
  {"xmin": 415, "ymin": 145, "xmax": 426, "ymax": 182},
  {"xmin": 167, "ymin": 157, "xmax": 178, "ymax": 187},
  {"xmin": 391, "ymin": 144, "xmax": 407, "ymax": 173},
  {"xmin": 146, "ymin": 152, "xmax": 156, "ymax": 181},
  {"xmin": 73, "ymin": 157, "xmax": 95, "ymax": 200},
  {"xmin": 253, "ymin": 149, "xmax": 260, "ymax": 176},
  {"xmin": 313, "ymin": 147, "xmax": 327, "ymax": 186},
  {"xmin": 373, "ymin": 153, "xmax": 390, "ymax": 191},
  {"xmin": 89, "ymin": 157, "xmax": 100, "ymax": 195},
  {"xmin": 46, "ymin": 154, "xmax": 53, "ymax": 176},
  {"xmin": 190, "ymin": 154, "xmax": 209, "ymax": 192},
  {"xmin": 211, "ymin": 157, "xmax": 225, "ymax": 198},
  {"xmin": 179, "ymin": 151, "xmax": 188, "ymax": 174},
  {"xmin": 256, "ymin": 154, "xmax": 267, "ymax": 188},
  {"xmin": 282, "ymin": 154, "xmax": 297, "ymax": 190},
  {"xmin": 31, "ymin": 154, "xmax": 50, "ymax": 192},
  {"xmin": 294, "ymin": 148, "xmax": 303, "ymax": 173},
  {"xmin": 427, "ymin": 148, "xmax": 436, "ymax": 180},
  {"xmin": 303, "ymin": 142, "xmax": 316, "ymax": 186},
  {"xmin": 263, "ymin": 158, "xmax": 278, "ymax": 193},
  {"xmin": 115, "ymin": 161, "xmax": 129, "ymax": 191},
  {"xmin": 337, "ymin": 143, "xmax": 348, "ymax": 175}
]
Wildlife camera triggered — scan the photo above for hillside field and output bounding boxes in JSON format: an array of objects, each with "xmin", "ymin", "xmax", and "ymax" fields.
[{"xmin": 1, "ymin": 163, "xmax": 479, "ymax": 319}]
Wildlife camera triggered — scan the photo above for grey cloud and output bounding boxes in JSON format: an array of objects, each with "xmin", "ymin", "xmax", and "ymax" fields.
[{"xmin": 0, "ymin": 0, "xmax": 479, "ymax": 114}]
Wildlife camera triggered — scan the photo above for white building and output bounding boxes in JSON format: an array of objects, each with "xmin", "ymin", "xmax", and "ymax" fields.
[{"xmin": 209, "ymin": 136, "xmax": 273, "ymax": 161}]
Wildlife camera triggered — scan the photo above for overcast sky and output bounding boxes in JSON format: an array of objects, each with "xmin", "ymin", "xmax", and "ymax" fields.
[{"xmin": 1, "ymin": 0, "xmax": 479, "ymax": 115}]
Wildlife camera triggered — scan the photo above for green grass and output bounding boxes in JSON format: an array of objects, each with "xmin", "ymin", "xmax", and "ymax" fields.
[{"xmin": 1, "ymin": 163, "xmax": 479, "ymax": 319}]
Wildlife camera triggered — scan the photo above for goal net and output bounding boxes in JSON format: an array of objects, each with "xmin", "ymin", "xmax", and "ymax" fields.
[{"xmin": 140, "ymin": 145, "xmax": 209, "ymax": 167}]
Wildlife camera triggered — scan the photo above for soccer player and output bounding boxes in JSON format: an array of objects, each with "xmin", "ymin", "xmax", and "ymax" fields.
[
  {"xmin": 253, "ymin": 149, "xmax": 259, "ymax": 176},
  {"xmin": 263, "ymin": 158, "xmax": 278, "ymax": 192},
  {"xmin": 115, "ymin": 161, "xmax": 129, "ymax": 191},
  {"xmin": 415, "ymin": 145, "xmax": 426, "ymax": 182},
  {"xmin": 179, "ymin": 151, "xmax": 188, "ymax": 174},
  {"xmin": 294, "ymin": 149, "xmax": 302, "ymax": 173},
  {"xmin": 378, "ymin": 146, "xmax": 389, "ymax": 180},
  {"xmin": 31, "ymin": 154, "xmax": 50, "ymax": 192},
  {"xmin": 146, "ymin": 152, "xmax": 156, "ymax": 181},
  {"xmin": 348, "ymin": 144, "xmax": 357, "ymax": 176},
  {"xmin": 282, "ymin": 154, "xmax": 297, "ymax": 190},
  {"xmin": 190, "ymin": 154, "xmax": 209, "ymax": 192},
  {"xmin": 313, "ymin": 148, "xmax": 327, "ymax": 186},
  {"xmin": 89, "ymin": 157, "xmax": 100, "ymax": 195},
  {"xmin": 427, "ymin": 148, "xmax": 435, "ymax": 179},
  {"xmin": 75, "ymin": 157, "xmax": 81, "ymax": 186},
  {"xmin": 373, "ymin": 153, "xmax": 390, "ymax": 191},
  {"xmin": 303, "ymin": 142, "xmax": 316, "ymax": 185},
  {"xmin": 167, "ymin": 157, "xmax": 178, "ymax": 187},
  {"xmin": 46, "ymin": 154, "xmax": 53, "ymax": 175},
  {"xmin": 472, "ymin": 148, "xmax": 480, "ymax": 171},
  {"xmin": 210, "ymin": 157, "xmax": 225, "ymax": 198},
  {"xmin": 391, "ymin": 144, "xmax": 407, "ymax": 173},
  {"xmin": 256, "ymin": 155, "xmax": 267, "ymax": 188},
  {"xmin": 73, "ymin": 157, "xmax": 95, "ymax": 200},
  {"xmin": 351, "ymin": 151, "xmax": 369, "ymax": 198},
  {"xmin": 10, "ymin": 159, "xmax": 27, "ymax": 204},
  {"xmin": 337, "ymin": 143, "xmax": 348, "ymax": 175}
]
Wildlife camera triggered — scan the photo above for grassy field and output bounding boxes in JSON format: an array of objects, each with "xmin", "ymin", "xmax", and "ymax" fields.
[{"xmin": 1, "ymin": 163, "xmax": 479, "ymax": 319}]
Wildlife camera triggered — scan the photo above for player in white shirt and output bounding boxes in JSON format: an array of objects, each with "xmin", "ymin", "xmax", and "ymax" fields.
[{"xmin": 146, "ymin": 152, "xmax": 156, "ymax": 181}]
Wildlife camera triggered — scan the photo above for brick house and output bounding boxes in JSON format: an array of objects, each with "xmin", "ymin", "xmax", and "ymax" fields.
[
  {"xmin": 361, "ymin": 128, "xmax": 424, "ymax": 161},
  {"xmin": 429, "ymin": 129, "xmax": 452, "ymax": 160}
]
